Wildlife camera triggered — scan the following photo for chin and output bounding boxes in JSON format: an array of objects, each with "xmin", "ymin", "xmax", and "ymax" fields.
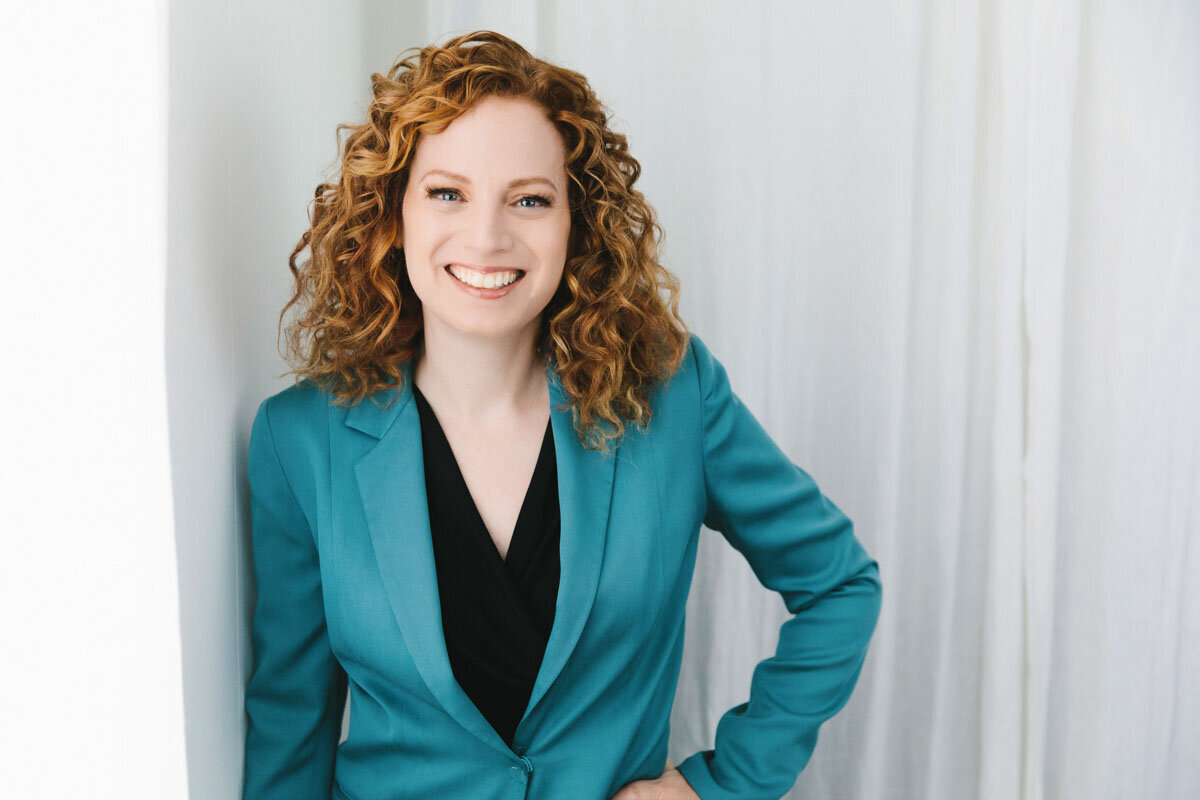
[{"xmin": 438, "ymin": 309, "xmax": 540, "ymax": 340}]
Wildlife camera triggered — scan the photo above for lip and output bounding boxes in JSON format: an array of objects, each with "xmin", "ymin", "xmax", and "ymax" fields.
[
  {"xmin": 444, "ymin": 264, "xmax": 526, "ymax": 299},
  {"xmin": 447, "ymin": 262, "xmax": 526, "ymax": 274}
]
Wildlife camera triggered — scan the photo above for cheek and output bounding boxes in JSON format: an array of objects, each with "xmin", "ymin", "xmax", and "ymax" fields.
[
  {"xmin": 544, "ymin": 267, "xmax": 567, "ymax": 297},
  {"xmin": 401, "ymin": 254, "xmax": 437, "ymax": 306},
  {"xmin": 527, "ymin": 263, "xmax": 565, "ymax": 299},
  {"xmin": 532, "ymin": 223, "xmax": 570, "ymax": 283}
]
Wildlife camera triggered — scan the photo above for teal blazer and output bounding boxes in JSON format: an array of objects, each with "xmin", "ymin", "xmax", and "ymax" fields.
[{"xmin": 242, "ymin": 332, "xmax": 882, "ymax": 800}]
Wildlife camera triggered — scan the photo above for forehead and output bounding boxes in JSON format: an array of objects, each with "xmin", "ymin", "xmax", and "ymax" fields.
[{"xmin": 410, "ymin": 96, "xmax": 566, "ymax": 180}]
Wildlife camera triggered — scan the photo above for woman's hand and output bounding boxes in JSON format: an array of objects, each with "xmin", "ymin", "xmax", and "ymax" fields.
[{"xmin": 609, "ymin": 758, "xmax": 701, "ymax": 800}]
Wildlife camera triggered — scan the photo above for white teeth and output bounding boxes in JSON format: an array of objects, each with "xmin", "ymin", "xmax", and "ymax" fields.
[{"xmin": 447, "ymin": 265, "xmax": 522, "ymax": 289}]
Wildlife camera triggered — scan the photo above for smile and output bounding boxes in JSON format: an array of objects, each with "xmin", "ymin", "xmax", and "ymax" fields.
[
  {"xmin": 443, "ymin": 264, "xmax": 527, "ymax": 299},
  {"xmin": 445, "ymin": 263, "xmax": 525, "ymax": 289}
]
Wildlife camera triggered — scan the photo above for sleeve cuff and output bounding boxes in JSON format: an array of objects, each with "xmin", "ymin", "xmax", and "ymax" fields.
[{"xmin": 674, "ymin": 749, "xmax": 730, "ymax": 800}]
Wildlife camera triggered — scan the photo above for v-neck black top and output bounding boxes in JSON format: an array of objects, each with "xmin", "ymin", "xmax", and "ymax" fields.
[{"xmin": 411, "ymin": 383, "xmax": 561, "ymax": 749}]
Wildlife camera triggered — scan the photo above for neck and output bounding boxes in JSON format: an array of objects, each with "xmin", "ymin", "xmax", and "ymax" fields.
[{"xmin": 412, "ymin": 315, "xmax": 548, "ymax": 424}]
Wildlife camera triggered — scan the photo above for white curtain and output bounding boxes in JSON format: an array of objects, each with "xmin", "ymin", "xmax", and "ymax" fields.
[{"xmin": 403, "ymin": 1, "xmax": 1200, "ymax": 798}]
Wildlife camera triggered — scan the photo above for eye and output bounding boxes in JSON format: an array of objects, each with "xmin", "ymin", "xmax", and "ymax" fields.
[
  {"xmin": 427, "ymin": 187, "xmax": 460, "ymax": 202},
  {"xmin": 425, "ymin": 187, "xmax": 552, "ymax": 208}
]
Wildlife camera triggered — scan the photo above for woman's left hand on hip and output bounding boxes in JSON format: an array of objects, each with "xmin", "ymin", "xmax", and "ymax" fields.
[{"xmin": 608, "ymin": 759, "xmax": 701, "ymax": 800}]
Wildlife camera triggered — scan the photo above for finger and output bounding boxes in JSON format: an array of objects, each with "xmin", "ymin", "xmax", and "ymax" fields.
[{"xmin": 608, "ymin": 783, "xmax": 636, "ymax": 800}]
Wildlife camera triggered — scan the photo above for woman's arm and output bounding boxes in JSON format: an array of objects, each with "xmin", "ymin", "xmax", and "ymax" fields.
[
  {"xmin": 674, "ymin": 334, "xmax": 883, "ymax": 800},
  {"xmin": 242, "ymin": 395, "xmax": 347, "ymax": 799}
]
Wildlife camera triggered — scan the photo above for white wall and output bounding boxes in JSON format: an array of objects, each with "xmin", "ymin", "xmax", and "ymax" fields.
[{"xmin": 0, "ymin": 1, "xmax": 188, "ymax": 797}]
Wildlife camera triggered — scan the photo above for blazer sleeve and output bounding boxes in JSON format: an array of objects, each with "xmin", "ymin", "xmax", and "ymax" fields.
[
  {"xmin": 242, "ymin": 395, "xmax": 347, "ymax": 800},
  {"xmin": 674, "ymin": 334, "xmax": 883, "ymax": 800}
]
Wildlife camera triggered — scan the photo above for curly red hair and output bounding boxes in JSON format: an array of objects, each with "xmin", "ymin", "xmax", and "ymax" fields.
[{"xmin": 279, "ymin": 29, "xmax": 690, "ymax": 453}]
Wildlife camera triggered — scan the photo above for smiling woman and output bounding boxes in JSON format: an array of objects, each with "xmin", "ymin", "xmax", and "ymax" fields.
[{"xmin": 243, "ymin": 28, "xmax": 881, "ymax": 800}]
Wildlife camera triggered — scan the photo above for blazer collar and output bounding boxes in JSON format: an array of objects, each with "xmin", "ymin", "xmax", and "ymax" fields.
[{"xmin": 348, "ymin": 356, "xmax": 617, "ymax": 757}]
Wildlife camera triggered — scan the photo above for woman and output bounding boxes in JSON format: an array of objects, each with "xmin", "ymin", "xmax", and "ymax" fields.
[{"xmin": 242, "ymin": 30, "xmax": 882, "ymax": 800}]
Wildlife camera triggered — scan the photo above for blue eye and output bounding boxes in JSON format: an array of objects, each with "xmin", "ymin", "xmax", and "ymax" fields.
[{"xmin": 425, "ymin": 187, "xmax": 552, "ymax": 208}]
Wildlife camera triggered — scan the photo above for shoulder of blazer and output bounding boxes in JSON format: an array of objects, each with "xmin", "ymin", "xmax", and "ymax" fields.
[
  {"xmin": 628, "ymin": 331, "xmax": 708, "ymax": 445},
  {"xmin": 683, "ymin": 330, "xmax": 717, "ymax": 397},
  {"xmin": 255, "ymin": 377, "xmax": 335, "ymax": 515},
  {"xmin": 261, "ymin": 377, "xmax": 334, "ymax": 439},
  {"xmin": 667, "ymin": 330, "xmax": 708, "ymax": 411},
  {"xmin": 681, "ymin": 329, "xmax": 736, "ymax": 429}
]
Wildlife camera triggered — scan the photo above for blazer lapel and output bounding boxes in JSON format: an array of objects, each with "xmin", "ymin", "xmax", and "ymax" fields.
[{"xmin": 347, "ymin": 356, "xmax": 617, "ymax": 755}]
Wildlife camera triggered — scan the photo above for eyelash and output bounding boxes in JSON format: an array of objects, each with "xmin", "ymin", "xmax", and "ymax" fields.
[{"xmin": 426, "ymin": 187, "xmax": 552, "ymax": 208}]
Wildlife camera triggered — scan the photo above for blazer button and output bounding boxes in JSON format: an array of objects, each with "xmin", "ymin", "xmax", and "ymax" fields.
[{"xmin": 520, "ymin": 756, "xmax": 534, "ymax": 774}]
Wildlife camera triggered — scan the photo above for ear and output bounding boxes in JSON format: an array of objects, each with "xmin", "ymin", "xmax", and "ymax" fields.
[{"xmin": 392, "ymin": 222, "xmax": 403, "ymax": 249}]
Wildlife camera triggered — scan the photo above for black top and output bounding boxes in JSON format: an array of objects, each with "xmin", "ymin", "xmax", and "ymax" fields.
[{"xmin": 411, "ymin": 383, "xmax": 561, "ymax": 749}]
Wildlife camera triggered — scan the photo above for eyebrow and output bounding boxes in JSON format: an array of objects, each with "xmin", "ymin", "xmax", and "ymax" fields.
[{"xmin": 419, "ymin": 169, "xmax": 559, "ymax": 192}]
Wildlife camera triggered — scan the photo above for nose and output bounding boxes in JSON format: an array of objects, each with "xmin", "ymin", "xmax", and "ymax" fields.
[{"xmin": 461, "ymin": 198, "xmax": 514, "ymax": 254}]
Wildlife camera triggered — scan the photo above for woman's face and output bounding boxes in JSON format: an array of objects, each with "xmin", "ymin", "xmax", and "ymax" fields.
[{"xmin": 397, "ymin": 94, "xmax": 571, "ymax": 347}]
